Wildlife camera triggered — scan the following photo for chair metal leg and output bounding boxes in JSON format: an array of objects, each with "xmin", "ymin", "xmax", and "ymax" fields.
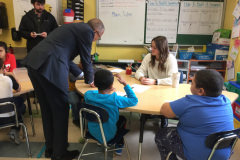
[
  {"xmin": 128, "ymin": 112, "xmax": 132, "ymax": 127},
  {"xmin": 166, "ymin": 151, "xmax": 172, "ymax": 160},
  {"xmin": 124, "ymin": 137, "xmax": 131, "ymax": 160},
  {"xmin": 78, "ymin": 139, "xmax": 89, "ymax": 160},
  {"xmin": 30, "ymin": 115, "xmax": 35, "ymax": 136},
  {"xmin": 138, "ymin": 143, "xmax": 142, "ymax": 160},
  {"xmin": 104, "ymin": 147, "xmax": 108, "ymax": 160},
  {"xmin": 19, "ymin": 123, "xmax": 32, "ymax": 157},
  {"xmin": 138, "ymin": 114, "xmax": 147, "ymax": 160},
  {"xmin": 34, "ymin": 97, "xmax": 39, "ymax": 114},
  {"xmin": 26, "ymin": 93, "xmax": 35, "ymax": 136}
]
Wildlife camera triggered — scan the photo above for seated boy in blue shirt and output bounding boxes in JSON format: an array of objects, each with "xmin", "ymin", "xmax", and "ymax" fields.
[
  {"xmin": 84, "ymin": 69, "xmax": 138, "ymax": 155},
  {"xmin": 155, "ymin": 69, "xmax": 234, "ymax": 160}
]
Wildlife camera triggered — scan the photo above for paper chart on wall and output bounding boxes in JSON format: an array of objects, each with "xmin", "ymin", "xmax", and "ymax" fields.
[
  {"xmin": 178, "ymin": 1, "xmax": 223, "ymax": 35},
  {"xmin": 227, "ymin": 60, "xmax": 235, "ymax": 81},
  {"xmin": 230, "ymin": 46, "xmax": 239, "ymax": 61},
  {"xmin": 145, "ymin": 0, "xmax": 179, "ymax": 43},
  {"xmin": 233, "ymin": 1, "xmax": 240, "ymax": 19},
  {"xmin": 232, "ymin": 19, "xmax": 240, "ymax": 38}
]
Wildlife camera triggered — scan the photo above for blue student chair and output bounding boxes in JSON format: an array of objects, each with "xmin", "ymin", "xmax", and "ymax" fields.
[
  {"xmin": 77, "ymin": 103, "xmax": 131, "ymax": 160},
  {"xmin": 0, "ymin": 97, "xmax": 32, "ymax": 157}
]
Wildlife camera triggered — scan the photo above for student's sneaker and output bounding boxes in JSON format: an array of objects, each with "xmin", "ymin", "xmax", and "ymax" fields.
[
  {"xmin": 9, "ymin": 128, "xmax": 21, "ymax": 145},
  {"xmin": 115, "ymin": 144, "xmax": 124, "ymax": 156}
]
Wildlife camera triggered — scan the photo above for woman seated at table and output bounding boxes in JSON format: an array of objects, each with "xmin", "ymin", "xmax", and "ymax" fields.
[
  {"xmin": 135, "ymin": 36, "xmax": 178, "ymax": 127},
  {"xmin": 135, "ymin": 36, "xmax": 178, "ymax": 85}
]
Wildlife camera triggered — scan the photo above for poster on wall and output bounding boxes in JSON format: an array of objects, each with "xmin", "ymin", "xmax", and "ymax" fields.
[
  {"xmin": 227, "ymin": 60, "xmax": 235, "ymax": 81},
  {"xmin": 233, "ymin": 0, "xmax": 240, "ymax": 19},
  {"xmin": 230, "ymin": 46, "xmax": 239, "ymax": 61},
  {"xmin": 232, "ymin": 18, "xmax": 240, "ymax": 38}
]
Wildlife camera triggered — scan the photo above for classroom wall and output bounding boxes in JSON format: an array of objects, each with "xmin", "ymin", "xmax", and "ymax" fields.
[
  {"xmin": 0, "ymin": 0, "xmax": 145, "ymax": 61},
  {"xmin": 0, "ymin": 0, "xmax": 238, "ymax": 62},
  {"xmin": 0, "ymin": 0, "xmax": 25, "ymax": 47},
  {"xmin": 224, "ymin": 0, "xmax": 240, "ymax": 81}
]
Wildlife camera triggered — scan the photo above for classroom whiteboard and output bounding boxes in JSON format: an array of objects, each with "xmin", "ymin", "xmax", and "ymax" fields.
[
  {"xmin": 13, "ymin": 0, "xmax": 62, "ymax": 30},
  {"xmin": 145, "ymin": 0, "xmax": 180, "ymax": 44},
  {"xmin": 178, "ymin": 1, "xmax": 223, "ymax": 35},
  {"xmin": 97, "ymin": 0, "xmax": 146, "ymax": 45}
]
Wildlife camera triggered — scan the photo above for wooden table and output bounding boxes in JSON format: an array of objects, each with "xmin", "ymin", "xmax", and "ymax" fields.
[
  {"xmin": 13, "ymin": 68, "xmax": 35, "ymax": 136},
  {"xmin": 75, "ymin": 70, "xmax": 239, "ymax": 160}
]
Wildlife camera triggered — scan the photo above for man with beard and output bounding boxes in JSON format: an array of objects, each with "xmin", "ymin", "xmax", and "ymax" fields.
[{"xmin": 19, "ymin": 0, "xmax": 58, "ymax": 53}]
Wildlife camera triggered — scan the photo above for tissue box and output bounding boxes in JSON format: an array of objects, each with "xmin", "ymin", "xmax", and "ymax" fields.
[{"xmin": 212, "ymin": 38, "xmax": 230, "ymax": 46}]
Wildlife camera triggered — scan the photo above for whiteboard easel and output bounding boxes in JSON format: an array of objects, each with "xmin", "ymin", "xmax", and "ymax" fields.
[
  {"xmin": 145, "ymin": 0, "xmax": 180, "ymax": 44},
  {"xmin": 97, "ymin": 0, "xmax": 146, "ymax": 45},
  {"xmin": 178, "ymin": 1, "xmax": 223, "ymax": 35}
]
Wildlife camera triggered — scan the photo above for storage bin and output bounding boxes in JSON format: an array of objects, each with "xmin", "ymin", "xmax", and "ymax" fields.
[
  {"xmin": 232, "ymin": 101, "xmax": 240, "ymax": 119},
  {"xmin": 194, "ymin": 52, "xmax": 214, "ymax": 60},
  {"xmin": 214, "ymin": 29, "xmax": 231, "ymax": 38},
  {"xmin": 233, "ymin": 115, "xmax": 240, "ymax": 130},
  {"xmin": 206, "ymin": 44, "xmax": 229, "ymax": 59},
  {"xmin": 227, "ymin": 81, "xmax": 240, "ymax": 102},
  {"xmin": 178, "ymin": 51, "xmax": 193, "ymax": 60}
]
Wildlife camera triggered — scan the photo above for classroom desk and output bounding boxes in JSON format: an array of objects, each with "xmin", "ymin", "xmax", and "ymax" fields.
[
  {"xmin": 93, "ymin": 60, "xmax": 141, "ymax": 72},
  {"xmin": 13, "ymin": 69, "xmax": 36, "ymax": 136},
  {"xmin": 75, "ymin": 70, "xmax": 239, "ymax": 160}
]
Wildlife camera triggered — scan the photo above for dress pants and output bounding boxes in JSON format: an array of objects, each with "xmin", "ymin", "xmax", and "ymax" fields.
[{"xmin": 27, "ymin": 68, "xmax": 69, "ymax": 158}]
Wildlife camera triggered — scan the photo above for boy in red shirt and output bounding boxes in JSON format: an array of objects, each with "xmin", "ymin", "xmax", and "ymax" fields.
[{"xmin": 0, "ymin": 41, "xmax": 16, "ymax": 73}]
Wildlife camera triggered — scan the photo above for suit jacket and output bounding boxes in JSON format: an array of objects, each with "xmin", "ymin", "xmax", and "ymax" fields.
[{"xmin": 22, "ymin": 22, "xmax": 94, "ymax": 94}]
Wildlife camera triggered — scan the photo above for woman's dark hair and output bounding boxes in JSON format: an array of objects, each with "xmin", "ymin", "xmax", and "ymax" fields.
[
  {"xmin": 195, "ymin": 69, "xmax": 224, "ymax": 97},
  {"xmin": 31, "ymin": 0, "xmax": 45, "ymax": 4},
  {"xmin": 150, "ymin": 36, "xmax": 169, "ymax": 71},
  {"xmin": 0, "ymin": 41, "xmax": 7, "ymax": 52},
  {"xmin": 94, "ymin": 69, "xmax": 114, "ymax": 91}
]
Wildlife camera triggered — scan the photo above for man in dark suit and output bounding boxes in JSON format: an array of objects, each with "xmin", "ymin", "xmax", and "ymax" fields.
[{"xmin": 22, "ymin": 18, "xmax": 104, "ymax": 160}]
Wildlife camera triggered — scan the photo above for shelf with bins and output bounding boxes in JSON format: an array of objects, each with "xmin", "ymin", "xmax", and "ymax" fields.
[{"xmin": 187, "ymin": 60, "xmax": 227, "ymax": 83}]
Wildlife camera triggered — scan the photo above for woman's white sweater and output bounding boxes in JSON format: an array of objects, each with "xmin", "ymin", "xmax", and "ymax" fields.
[{"xmin": 135, "ymin": 53, "xmax": 178, "ymax": 85}]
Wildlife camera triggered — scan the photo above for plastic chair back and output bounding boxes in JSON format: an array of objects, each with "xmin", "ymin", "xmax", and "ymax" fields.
[
  {"xmin": 79, "ymin": 103, "xmax": 109, "ymax": 123},
  {"xmin": 205, "ymin": 129, "xmax": 239, "ymax": 160}
]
